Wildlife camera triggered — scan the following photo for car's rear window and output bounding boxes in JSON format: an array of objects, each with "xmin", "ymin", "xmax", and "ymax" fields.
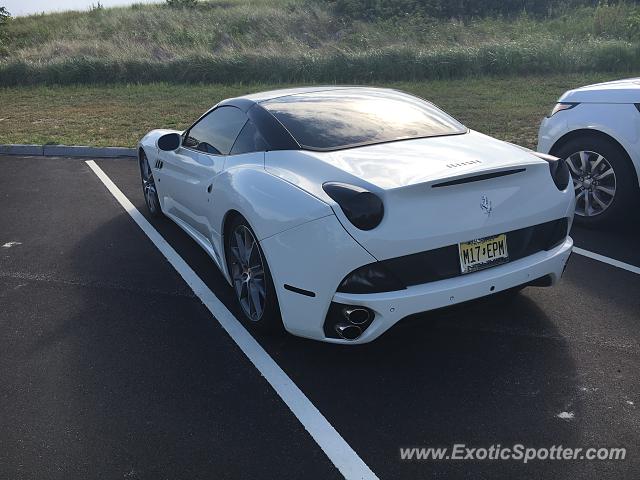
[{"xmin": 261, "ymin": 88, "xmax": 466, "ymax": 150}]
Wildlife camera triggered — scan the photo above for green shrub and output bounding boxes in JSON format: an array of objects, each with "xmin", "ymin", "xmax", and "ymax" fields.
[
  {"xmin": 0, "ymin": 6, "xmax": 10, "ymax": 29},
  {"xmin": 0, "ymin": 6, "xmax": 11, "ymax": 55},
  {"xmin": 327, "ymin": 0, "xmax": 613, "ymax": 20},
  {"xmin": 628, "ymin": 10, "xmax": 640, "ymax": 39},
  {"xmin": 1, "ymin": 39, "xmax": 638, "ymax": 86},
  {"xmin": 593, "ymin": 1, "xmax": 629, "ymax": 36},
  {"xmin": 165, "ymin": 0, "xmax": 199, "ymax": 7}
]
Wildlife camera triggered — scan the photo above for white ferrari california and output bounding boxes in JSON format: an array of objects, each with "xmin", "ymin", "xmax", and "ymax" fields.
[{"xmin": 138, "ymin": 86, "xmax": 575, "ymax": 344}]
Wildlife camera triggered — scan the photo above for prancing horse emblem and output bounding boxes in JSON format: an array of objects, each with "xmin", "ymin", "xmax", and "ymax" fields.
[{"xmin": 480, "ymin": 195, "xmax": 492, "ymax": 216}]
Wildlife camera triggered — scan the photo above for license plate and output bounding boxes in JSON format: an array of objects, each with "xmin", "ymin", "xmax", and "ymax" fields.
[{"xmin": 458, "ymin": 233, "xmax": 509, "ymax": 274}]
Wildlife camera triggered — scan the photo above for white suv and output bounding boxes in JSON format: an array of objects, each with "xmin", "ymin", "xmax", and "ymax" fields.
[{"xmin": 538, "ymin": 78, "xmax": 640, "ymax": 226}]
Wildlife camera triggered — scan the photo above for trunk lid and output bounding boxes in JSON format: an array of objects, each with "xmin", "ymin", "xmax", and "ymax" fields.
[{"xmin": 266, "ymin": 131, "xmax": 572, "ymax": 261}]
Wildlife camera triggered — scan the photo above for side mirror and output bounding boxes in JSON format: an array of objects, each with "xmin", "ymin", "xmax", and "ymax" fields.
[{"xmin": 158, "ymin": 132, "xmax": 181, "ymax": 151}]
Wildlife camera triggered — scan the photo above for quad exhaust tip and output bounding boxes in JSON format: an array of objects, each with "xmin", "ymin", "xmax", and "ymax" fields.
[
  {"xmin": 343, "ymin": 307, "xmax": 370, "ymax": 325},
  {"xmin": 334, "ymin": 323, "xmax": 362, "ymax": 341},
  {"xmin": 330, "ymin": 306, "xmax": 372, "ymax": 340}
]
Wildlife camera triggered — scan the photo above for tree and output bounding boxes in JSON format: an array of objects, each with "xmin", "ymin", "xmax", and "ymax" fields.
[
  {"xmin": 0, "ymin": 6, "xmax": 10, "ymax": 24},
  {"xmin": 0, "ymin": 6, "xmax": 11, "ymax": 53}
]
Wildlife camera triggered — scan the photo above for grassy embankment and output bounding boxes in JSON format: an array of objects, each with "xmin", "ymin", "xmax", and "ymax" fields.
[
  {"xmin": 1, "ymin": 72, "xmax": 637, "ymax": 148},
  {"xmin": 1, "ymin": 0, "xmax": 640, "ymax": 84},
  {"xmin": 1, "ymin": 2, "xmax": 640, "ymax": 147}
]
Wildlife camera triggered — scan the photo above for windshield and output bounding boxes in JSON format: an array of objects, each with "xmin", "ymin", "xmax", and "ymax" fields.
[{"xmin": 261, "ymin": 88, "xmax": 466, "ymax": 150}]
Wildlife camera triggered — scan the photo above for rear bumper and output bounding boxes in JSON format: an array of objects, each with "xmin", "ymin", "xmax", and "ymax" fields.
[
  {"xmin": 262, "ymin": 211, "xmax": 574, "ymax": 344},
  {"xmin": 328, "ymin": 236, "xmax": 573, "ymax": 344}
]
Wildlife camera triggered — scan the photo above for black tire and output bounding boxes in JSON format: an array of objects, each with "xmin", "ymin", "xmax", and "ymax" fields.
[
  {"xmin": 224, "ymin": 215, "xmax": 282, "ymax": 333},
  {"xmin": 551, "ymin": 134, "xmax": 638, "ymax": 227},
  {"xmin": 139, "ymin": 151, "xmax": 163, "ymax": 218}
]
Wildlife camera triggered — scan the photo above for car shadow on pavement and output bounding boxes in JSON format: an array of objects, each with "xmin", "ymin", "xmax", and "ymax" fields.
[
  {"xmin": 261, "ymin": 291, "xmax": 588, "ymax": 479},
  {"xmin": 3, "ymin": 211, "xmax": 341, "ymax": 480}
]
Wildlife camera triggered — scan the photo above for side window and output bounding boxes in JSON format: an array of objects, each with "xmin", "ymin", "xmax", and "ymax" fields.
[
  {"xmin": 183, "ymin": 106, "xmax": 247, "ymax": 155},
  {"xmin": 230, "ymin": 120, "xmax": 269, "ymax": 155}
]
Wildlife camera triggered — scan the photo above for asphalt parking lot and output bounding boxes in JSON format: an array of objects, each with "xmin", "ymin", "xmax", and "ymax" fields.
[{"xmin": 1, "ymin": 155, "xmax": 639, "ymax": 480}]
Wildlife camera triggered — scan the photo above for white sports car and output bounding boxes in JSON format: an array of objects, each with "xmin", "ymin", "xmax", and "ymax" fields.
[
  {"xmin": 138, "ymin": 86, "xmax": 575, "ymax": 344},
  {"xmin": 538, "ymin": 77, "xmax": 640, "ymax": 226}
]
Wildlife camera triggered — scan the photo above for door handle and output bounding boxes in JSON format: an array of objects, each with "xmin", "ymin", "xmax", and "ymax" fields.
[{"xmin": 207, "ymin": 184, "xmax": 212, "ymax": 193}]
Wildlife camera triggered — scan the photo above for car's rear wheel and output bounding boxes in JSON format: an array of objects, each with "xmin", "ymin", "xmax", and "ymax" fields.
[
  {"xmin": 224, "ymin": 215, "xmax": 282, "ymax": 332},
  {"xmin": 551, "ymin": 135, "xmax": 637, "ymax": 227},
  {"xmin": 139, "ymin": 151, "xmax": 162, "ymax": 218}
]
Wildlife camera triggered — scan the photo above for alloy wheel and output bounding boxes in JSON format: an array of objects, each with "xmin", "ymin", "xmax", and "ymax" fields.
[
  {"xmin": 140, "ymin": 155, "xmax": 158, "ymax": 214},
  {"xmin": 229, "ymin": 224, "xmax": 266, "ymax": 321},
  {"xmin": 566, "ymin": 150, "xmax": 617, "ymax": 217}
]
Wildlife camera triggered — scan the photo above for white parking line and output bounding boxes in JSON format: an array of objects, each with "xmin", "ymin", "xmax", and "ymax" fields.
[
  {"xmin": 573, "ymin": 247, "xmax": 640, "ymax": 275},
  {"xmin": 85, "ymin": 160, "xmax": 378, "ymax": 480}
]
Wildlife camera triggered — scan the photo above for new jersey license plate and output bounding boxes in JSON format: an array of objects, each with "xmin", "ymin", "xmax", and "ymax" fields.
[{"xmin": 458, "ymin": 233, "xmax": 509, "ymax": 274}]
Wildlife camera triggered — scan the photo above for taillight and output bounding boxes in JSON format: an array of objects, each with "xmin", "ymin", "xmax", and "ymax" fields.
[
  {"xmin": 337, "ymin": 263, "xmax": 406, "ymax": 293},
  {"xmin": 322, "ymin": 182, "xmax": 384, "ymax": 230},
  {"xmin": 549, "ymin": 157, "xmax": 571, "ymax": 190},
  {"xmin": 533, "ymin": 152, "xmax": 570, "ymax": 191}
]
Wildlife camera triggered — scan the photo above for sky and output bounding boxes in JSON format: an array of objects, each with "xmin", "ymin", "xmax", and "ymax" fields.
[{"xmin": 2, "ymin": 0, "xmax": 160, "ymax": 16}]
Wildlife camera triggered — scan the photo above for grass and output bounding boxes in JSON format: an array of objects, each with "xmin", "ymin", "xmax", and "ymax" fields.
[
  {"xmin": 0, "ymin": 71, "xmax": 635, "ymax": 148},
  {"xmin": 2, "ymin": 1, "xmax": 640, "ymax": 84}
]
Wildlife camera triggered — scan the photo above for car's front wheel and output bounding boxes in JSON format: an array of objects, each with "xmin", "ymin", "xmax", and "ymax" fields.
[
  {"xmin": 139, "ymin": 151, "xmax": 163, "ymax": 218},
  {"xmin": 224, "ymin": 215, "xmax": 282, "ymax": 332},
  {"xmin": 551, "ymin": 135, "xmax": 637, "ymax": 226}
]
